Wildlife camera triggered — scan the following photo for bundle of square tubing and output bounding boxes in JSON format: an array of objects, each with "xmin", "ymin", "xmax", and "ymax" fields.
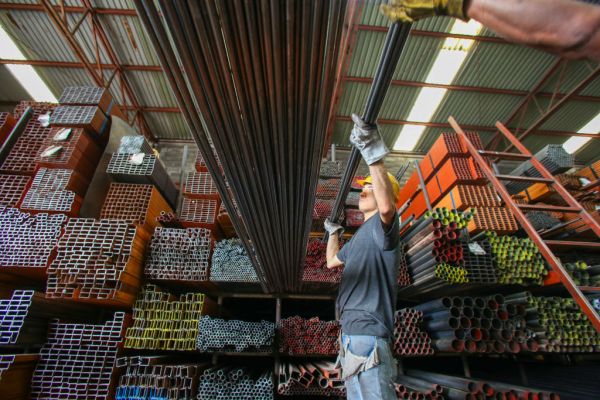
[
  {"xmin": 0, "ymin": 174, "xmax": 30, "ymax": 207},
  {"xmin": 278, "ymin": 316, "xmax": 339, "ymax": 355},
  {"xmin": 196, "ymin": 316, "xmax": 275, "ymax": 353},
  {"xmin": 135, "ymin": 0, "xmax": 351, "ymax": 292},
  {"xmin": 393, "ymin": 308, "xmax": 434, "ymax": 356},
  {"xmin": 396, "ymin": 369, "xmax": 560, "ymax": 400},
  {"xmin": 146, "ymin": 227, "xmax": 212, "ymax": 282},
  {"xmin": 0, "ymin": 354, "xmax": 39, "ymax": 400},
  {"xmin": 210, "ymin": 239, "xmax": 259, "ymax": 283},
  {"xmin": 116, "ymin": 356, "xmax": 204, "ymax": 400},
  {"xmin": 179, "ymin": 197, "xmax": 219, "ymax": 228},
  {"xmin": 196, "ymin": 366, "xmax": 273, "ymax": 400},
  {"xmin": 302, "ymin": 238, "xmax": 343, "ymax": 284},
  {"xmin": 20, "ymin": 168, "xmax": 84, "ymax": 216},
  {"xmin": 30, "ymin": 312, "xmax": 127, "ymax": 400},
  {"xmin": 278, "ymin": 361, "xmax": 345, "ymax": 396}
]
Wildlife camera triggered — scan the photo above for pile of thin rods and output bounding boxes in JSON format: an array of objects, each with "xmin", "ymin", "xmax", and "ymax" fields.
[
  {"xmin": 196, "ymin": 366, "xmax": 273, "ymax": 400},
  {"xmin": 134, "ymin": 0, "xmax": 350, "ymax": 292},
  {"xmin": 278, "ymin": 361, "xmax": 344, "ymax": 397},
  {"xmin": 278, "ymin": 316, "xmax": 339, "ymax": 355},
  {"xmin": 196, "ymin": 316, "xmax": 275, "ymax": 353}
]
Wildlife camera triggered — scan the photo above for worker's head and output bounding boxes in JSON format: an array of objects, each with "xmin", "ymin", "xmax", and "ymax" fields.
[{"xmin": 356, "ymin": 173, "xmax": 401, "ymax": 213}]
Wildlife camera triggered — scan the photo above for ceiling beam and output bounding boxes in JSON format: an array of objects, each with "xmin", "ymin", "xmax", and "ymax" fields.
[
  {"xmin": 0, "ymin": 58, "xmax": 162, "ymax": 72},
  {"xmin": 0, "ymin": 2, "xmax": 136, "ymax": 16}
]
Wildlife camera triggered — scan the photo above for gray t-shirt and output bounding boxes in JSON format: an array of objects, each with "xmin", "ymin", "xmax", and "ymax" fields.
[{"xmin": 336, "ymin": 212, "xmax": 401, "ymax": 338}]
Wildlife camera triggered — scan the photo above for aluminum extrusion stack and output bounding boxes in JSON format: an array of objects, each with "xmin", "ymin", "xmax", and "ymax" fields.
[
  {"xmin": 116, "ymin": 356, "xmax": 202, "ymax": 400},
  {"xmin": 0, "ymin": 354, "xmax": 38, "ymax": 400},
  {"xmin": 393, "ymin": 308, "xmax": 434, "ymax": 356},
  {"xmin": 197, "ymin": 366, "xmax": 273, "ymax": 400},
  {"xmin": 302, "ymin": 238, "xmax": 342, "ymax": 286},
  {"xmin": 50, "ymin": 105, "xmax": 110, "ymax": 136},
  {"xmin": 155, "ymin": 211, "xmax": 183, "ymax": 228},
  {"xmin": 278, "ymin": 361, "xmax": 345, "ymax": 397},
  {"xmin": 146, "ymin": 227, "xmax": 212, "ymax": 282},
  {"xmin": 210, "ymin": 239, "xmax": 259, "ymax": 283},
  {"xmin": 183, "ymin": 172, "xmax": 219, "ymax": 199},
  {"xmin": 46, "ymin": 219, "xmax": 146, "ymax": 307},
  {"xmin": 196, "ymin": 316, "xmax": 275, "ymax": 353},
  {"xmin": 179, "ymin": 197, "xmax": 219, "ymax": 229},
  {"xmin": 0, "ymin": 174, "xmax": 30, "ymax": 207},
  {"xmin": 30, "ymin": 312, "xmax": 127, "ymax": 400},
  {"xmin": 117, "ymin": 135, "xmax": 153, "ymax": 155},
  {"xmin": 20, "ymin": 168, "xmax": 86, "ymax": 216},
  {"xmin": 278, "ymin": 316, "xmax": 339, "ymax": 355},
  {"xmin": 124, "ymin": 285, "xmax": 211, "ymax": 351}
]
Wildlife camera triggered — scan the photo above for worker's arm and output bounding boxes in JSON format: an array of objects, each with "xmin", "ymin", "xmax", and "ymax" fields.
[
  {"xmin": 324, "ymin": 219, "xmax": 345, "ymax": 269},
  {"xmin": 368, "ymin": 161, "xmax": 396, "ymax": 226}
]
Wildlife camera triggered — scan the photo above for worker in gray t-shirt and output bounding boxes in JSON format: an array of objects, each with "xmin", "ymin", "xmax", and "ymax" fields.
[{"xmin": 324, "ymin": 113, "xmax": 401, "ymax": 400}]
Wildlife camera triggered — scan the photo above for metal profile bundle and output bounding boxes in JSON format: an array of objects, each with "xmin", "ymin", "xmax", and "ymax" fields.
[
  {"xmin": 135, "ymin": 0, "xmax": 352, "ymax": 293},
  {"xmin": 197, "ymin": 366, "xmax": 273, "ymax": 400},
  {"xmin": 419, "ymin": 131, "xmax": 485, "ymax": 180},
  {"xmin": 216, "ymin": 204, "xmax": 237, "ymax": 238},
  {"xmin": 345, "ymin": 208, "xmax": 365, "ymax": 227},
  {"xmin": 156, "ymin": 211, "xmax": 183, "ymax": 228},
  {"xmin": 100, "ymin": 183, "xmax": 173, "ymax": 232},
  {"xmin": 59, "ymin": 86, "xmax": 113, "ymax": 113},
  {"xmin": 196, "ymin": 316, "xmax": 275, "ymax": 353},
  {"xmin": 413, "ymin": 294, "xmax": 536, "ymax": 354},
  {"xmin": 576, "ymin": 159, "xmax": 600, "ymax": 182},
  {"xmin": 466, "ymin": 206, "xmax": 519, "ymax": 234},
  {"xmin": 397, "ymin": 244, "xmax": 412, "ymax": 286},
  {"xmin": 435, "ymin": 184, "xmax": 500, "ymax": 211},
  {"xmin": 319, "ymin": 160, "xmax": 343, "ymax": 178},
  {"xmin": 461, "ymin": 239, "xmax": 497, "ymax": 284},
  {"xmin": 183, "ymin": 172, "xmax": 219, "ymax": 199},
  {"xmin": 1, "ymin": 102, "xmax": 56, "ymax": 175},
  {"xmin": 393, "ymin": 379, "xmax": 441, "ymax": 400},
  {"xmin": 278, "ymin": 361, "xmax": 345, "ymax": 397},
  {"xmin": 345, "ymin": 191, "xmax": 360, "ymax": 207},
  {"xmin": 124, "ymin": 285, "xmax": 214, "ymax": 351},
  {"xmin": 50, "ymin": 105, "xmax": 109, "ymax": 136},
  {"xmin": 194, "ymin": 148, "xmax": 223, "ymax": 174},
  {"xmin": 117, "ymin": 135, "xmax": 153, "ymax": 155},
  {"xmin": 484, "ymin": 231, "xmax": 548, "ymax": 285},
  {"xmin": 393, "ymin": 308, "xmax": 434, "ymax": 356},
  {"xmin": 302, "ymin": 238, "xmax": 342, "ymax": 286},
  {"xmin": 506, "ymin": 145, "xmax": 574, "ymax": 194},
  {"xmin": 0, "ymin": 112, "xmax": 16, "ymax": 144},
  {"xmin": 0, "ymin": 354, "xmax": 38, "ymax": 400},
  {"xmin": 107, "ymin": 153, "xmax": 177, "ymax": 208},
  {"xmin": 563, "ymin": 262, "xmax": 600, "ymax": 287},
  {"xmin": 30, "ymin": 312, "xmax": 127, "ymax": 400},
  {"xmin": 146, "ymin": 227, "xmax": 212, "ymax": 282},
  {"xmin": 0, "ymin": 206, "xmax": 65, "ymax": 279},
  {"xmin": 526, "ymin": 211, "xmax": 561, "ymax": 230},
  {"xmin": 505, "ymin": 292, "xmax": 600, "ymax": 352},
  {"xmin": 46, "ymin": 219, "xmax": 147, "ymax": 307},
  {"xmin": 278, "ymin": 316, "xmax": 339, "ymax": 355},
  {"xmin": 0, "ymin": 174, "xmax": 30, "ymax": 207},
  {"xmin": 210, "ymin": 239, "xmax": 259, "ymax": 283},
  {"xmin": 116, "ymin": 356, "xmax": 203, "ymax": 400},
  {"xmin": 401, "ymin": 369, "xmax": 560, "ymax": 400},
  {"xmin": 20, "ymin": 168, "xmax": 86, "ymax": 216},
  {"xmin": 313, "ymin": 199, "xmax": 336, "ymax": 231},
  {"xmin": 179, "ymin": 197, "xmax": 219, "ymax": 228},
  {"xmin": 316, "ymin": 179, "xmax": 341, "ymax": 200}
]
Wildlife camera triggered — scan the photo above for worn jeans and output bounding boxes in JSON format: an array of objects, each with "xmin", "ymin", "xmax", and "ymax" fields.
[{"xmin": 341, "ymin": 334, "xmax": 397, "ymax": 400}]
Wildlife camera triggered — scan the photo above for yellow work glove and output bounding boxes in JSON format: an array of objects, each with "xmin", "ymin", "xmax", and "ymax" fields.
[{"xmin": 380, "ymin": 0, "xmax": 468, "ymax": 23}]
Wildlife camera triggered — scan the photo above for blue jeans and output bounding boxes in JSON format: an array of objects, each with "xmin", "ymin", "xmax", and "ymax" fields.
[{"xmin": 341, "ymin": 334, "xmax": 397, "ymax": 400}]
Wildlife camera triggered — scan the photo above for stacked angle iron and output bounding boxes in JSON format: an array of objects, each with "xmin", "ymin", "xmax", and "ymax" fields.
[
  {"xmin": 124, "ymin": 285, "xmax": 210, "ymax": 351},
  {"xmin": 0, "ymin": 174, "xmax": 30, "ymax": 207},
  {"xmin": 278, "ymin": 361, "xmax": 345, "ymax": 396},
  {"xmin": 116, "ymin": 356, "xmax": 202, "ymax": 400},
  {"xmin": 30, "ymin": 312, "xmax": 127, "ymax": 400},
  {"xmin": 146, "ymin": 227, "xmax": 212, "ymax": 281},
  {"xmin": 302, "ymin": 238, "xmax": 343, "ymax": 286},
  {"xmin": 210, "ymin": 239, "xmax": 259, "ymax": 283},
  {"xmin": 0, "ymin": 354, "xmax": 38, "ymax": 400},
  {"xmin": 20, "ymin": 168, "xmax": 85, "ymax": 216},
  {"xmin": 414, "ymin": 295, "xmax": 533, "ymax": 354},
  {"xmin": 197, "ymin": 366, "xmax": 273, "ymax": 400},
  {"xmin": 197, "ymin": 316, "xmax": 275, "ymax": 353},
  {"xmin": 505, "ymin": 292, "xmax": 600, "ymax": 353},
  {"xmin": 393, "ymin": 308, "xmax": 434, "ymax": 356},
  {"xmin": 401, "ymin": 370, "xmax": 560, "ymax": 400},
  {"xmin": 278, "ymin": 316, "xmax": 339, "ymax": 355},
  {"xmin": 46, "ymin": 218, "xmax": 146, "ymax": 307},
  {"xmin": 135, "ymin": 0, "xmax": 351, "ymax": 292},
  {"xmin": 484, "ymin": 231, "xmax": 548, "ymax": 285}
]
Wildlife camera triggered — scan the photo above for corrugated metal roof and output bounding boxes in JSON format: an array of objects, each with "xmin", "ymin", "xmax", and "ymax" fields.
[{"xmin": 432, "ymin": 91, "xmax": 523, "ymax": 126}]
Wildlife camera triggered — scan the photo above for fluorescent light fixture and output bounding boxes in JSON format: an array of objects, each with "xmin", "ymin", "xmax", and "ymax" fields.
[
  {"xmin": 393, "ymin": 20, "xmax": 482, "ymax": 151},
  {"xmin": 0, "ymin": 24, "xmax": 57, "ymax": 102},
  {"xmin": 562, "ymin": 112, "xmax": 600, "ymax": 154}
]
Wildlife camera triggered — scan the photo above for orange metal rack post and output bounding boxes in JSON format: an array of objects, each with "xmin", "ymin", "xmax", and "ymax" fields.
[{"xmin": 448, "ymin": 116, "xmax": 600, "ymax": 332}]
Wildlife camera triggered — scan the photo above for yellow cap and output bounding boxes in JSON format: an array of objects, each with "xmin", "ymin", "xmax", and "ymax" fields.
[{"xmin": 356, "ymin": 173, "xmax": 401, "ymax": 209}]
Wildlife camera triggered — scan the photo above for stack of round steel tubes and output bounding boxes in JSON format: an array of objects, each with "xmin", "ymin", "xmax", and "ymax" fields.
[
  {"xmin": 393, "ymin": 308, "xmax": 434, "ymax": 356},
  {"xmin": 563, "ymin": 262, "xmax": 600, "ymax": 287},
  {"xmin": 278, "ymin": 316, "xmax": 339, "ymax": 355},
  {"xmin": 196, "ymin": 316, "xmax": 275, "ymax": 353},
  {"xmin": 397, "ymin": 243, "xmax": 412, "ymax": 286},
  {"xmin": 210, "ymin": 239, "xmax": 259, "ymax": 283},
  {"xmin": 196, "ymin": 366, "xmax": 273, "ymax": 400},
  {"xmin": 278, "ymin": 361, "xmax": 345, "ymax": 397},
  {"xmin": 302, "ymin": 238, "xmax": 342, "ymax": 285},
  {"xmin": 155, "ymin": 211, "xmax": 183, "ymax": 228},
  {"xmin": 414, "ymin": 295, "xmax": 533, "ymax": 354},
  {"xmin": 319, "ymin": 160, "xmax": 343, "ymax": 178}
]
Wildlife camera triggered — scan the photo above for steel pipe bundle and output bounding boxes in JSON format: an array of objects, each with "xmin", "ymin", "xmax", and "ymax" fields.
[
  {"xmin": 320, "ymin": 160, "xmax": 343, "ymax": 178},
  {"xmin": 197, "ymin": 366, "xmax": 273, "ymax": 400},
  {"xmin": 0, "ymin": 174, "xmax": 30, "ymax": 207},
  {"xmin": 345, "ymin": 191, "xmax": 360, "ymax": 207},
  {"xmin": 505, "ymin": 292, "xmax": 600, "ymax": 353},
  {"xmin": 135, "ymin": 0, "xmax": 350, "ymax": 293},
  {"xmin": 107, "ymin": 153, "xmax": 177, "ymax": 208},
  {"xmin": 183, "ymin": 172, "xmax": 219, "ymax": 199},
  {"xmin": 125, "ymin": 285, "xmax": 212, "ymax": 351},
  {"xmin": 345, "ymin": 208, "xmax": 365, "ymax": 228},
  {"xmin": 20, "ymin": 168, "xmax": 85, "ymax": 216},
  {"xmin": 117, "ymin": 135, "xmax": 153, "ymax": 155},
  {"xmin": 46, "ymin": 218, "xmax": 146, "ymax": 307},
  {"xmin": 30, "ymin": 312, "xmax": 127, "ymax": 400},
  {"xmin": 179, "ymin": 197, "xmax": 219, "ymax": 227},
  {"xmin": 278, "ymin": 316, "xmax": 340, "ymax": 355},
  {"xmin": 461, "ymin": 239, "xmax": 497, "ymax": 284},
  {"xmin": 278, "ymin": 361, "xmax": 345, "ymax": 397},
  {"xmin": 0, "ymin": 354, "xmax": 39, "ymax": 400},
  {"xmin": 0, "ymin": 206, "xmax": 65, "ymax": 271},
  {"xmin": 100, "ymin": 183, "xmax": 173, "ymax": 232},
  {"xmin": 156, "ymin": 211, "xmax": 184, "ymax": 228},
  {"xmin": 1, "ymin": 102, "xmax": 55, "ymax": 175},
  {"xmin": 398, "ymin": 244, "xmax": 412, "ymax": 286},
  {"xmin": 316, "ymin": 179, "xmax": 341, "ymax": 200},
  {"xmin": 313, "ymin": 199, "xmax": 336, "ymax": 228},
  {"xmin": 116, "ymin": 356, "xmax": 203, "ymax": 400},
  {"xmin": 302, "ymin": 238, "xmax": 342, "ymax": 285},
  {"xmin": 402, "ymin": 369, "xmax": 560, "ymax": 400},
  {"xmin": 393, "ymin": 308, "xmax": 434, "ymax": 356},
  {"xmin": 563, "ymin": 262, "xmax": 600, "ymax": 286},
  {"xmin": 146, "ymin": 227, "xmax": 212, "ymax": 282},
  {"xmin": 196, "ymin": 316, "xmax": 275, "ymax": 353},
  {"xmin": 485, "ymin": 231, "xmax": 548, "ymax": 285},
  {"xmin": 211, "ymin": 239, "xmax": 259, "ymax": 283}
]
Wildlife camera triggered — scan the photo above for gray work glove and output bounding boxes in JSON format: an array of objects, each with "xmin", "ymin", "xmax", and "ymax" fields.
[
  {"xmin": 324, "ymin": 218, "xmax": 344, "ymax": 237},
  {"xmin": 349, "ymin": 113, "xmax": 390, "ymax": 165}
]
